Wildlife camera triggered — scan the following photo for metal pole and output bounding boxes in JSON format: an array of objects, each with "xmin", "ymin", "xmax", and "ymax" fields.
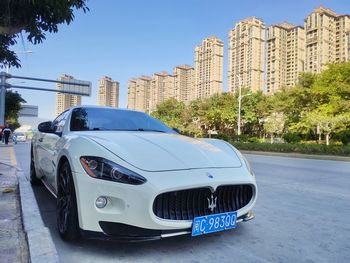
[
  {"xmin": 10, "ymin": 85, "xmax": 90, "ymax": 96},
  {"xmin": 0, "ymin": 72, "xmax": 7, "ymax": 125},
  {"xmin": 0, "ymin": 71, "xmax": 92, "ymax": 125},
  {"xmin": 236, "ymin": 74, "xmax": 242, "ymax": 136},
  {"xmin": 10, "ymin": 74, "xmax": 91, "ymax": 87},
  {"xmin": 238, "ymin": 84, "xmax": 241, "ymax": 136}
]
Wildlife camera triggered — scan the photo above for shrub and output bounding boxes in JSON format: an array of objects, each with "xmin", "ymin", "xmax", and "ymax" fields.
[
  {"xmin": 333, "ymin": 130, "xmax": 350, "ymax": 145},
  {"xmin": 214, "ymin": 133, "xmax": 232, "ymax": 141},
  {"xmin": 245, "ymin": 137, "xmax": 260, "ymax": 143},
  {"xmin": 283, "ymin": 132, "xmax": 301, "ymax": 144},
  {"xmin": 230, "ymin": 134, "xmax": 249, "ymax": 142}
]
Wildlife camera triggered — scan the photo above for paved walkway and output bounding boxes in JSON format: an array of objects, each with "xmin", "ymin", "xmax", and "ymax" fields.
[{"xmin": 0, "ymin": 144, "xmax": 29, "ymax": 262}]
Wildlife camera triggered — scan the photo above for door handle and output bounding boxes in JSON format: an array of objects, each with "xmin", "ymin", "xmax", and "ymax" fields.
[{"xmin": 38, "ymin": 138, "xmax": 43, "ymax": 142}]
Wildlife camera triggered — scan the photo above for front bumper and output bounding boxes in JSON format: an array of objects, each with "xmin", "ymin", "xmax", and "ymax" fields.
[
  {"xmin": 80, "ymin": 211, "xmax": 255, "ymax": 241},
  {"xmin": 73, "ymin": 167, "xmax": 257, "ymax": 236}
]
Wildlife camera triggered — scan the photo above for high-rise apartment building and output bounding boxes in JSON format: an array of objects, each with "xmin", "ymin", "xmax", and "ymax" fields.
[
  {"xmin": 132, "ymin": 76, "xmax": 152, "ymax": 113},
  {"xmin": 56, "ymin": 74, "xmax": 82, "ymax": 116},
  {"xmin": 305, "ymin": 6, "xmax": 350, "ymax": 73},
  {"xmin": 266, "ymin": 23, "xmax": 305, "ymax": 93},
  {"xmin": 127, "ymin": 79, "xmax": 137, "ymax": 110},
  {"xmin": 347, "ymin": 31, "xmax": 350, "ymax": 61},
  {"xmin": 335, "ymin": 14, "xmax": 350, "ymax": 63},
  {"xmin": 194, "ymin": 36, "xmax": 223, "ymax": 99},
  {"xmin": 228, "ymin": 17, "xmax": 265, "ymax": 93},
  {"xmin": 98, "ymin": 76, "xmax": 119, "ymax": 107},
  {"xmin": 150, "ymin": 71, "xmax": 175, "ymax": 112},
  {"xmin": 128, "ymin": 67, "xmax": 193, "ymax": 113},
  {"xmin": 173, "ymin": 64, "xmax": 194, "ymax": 105}
]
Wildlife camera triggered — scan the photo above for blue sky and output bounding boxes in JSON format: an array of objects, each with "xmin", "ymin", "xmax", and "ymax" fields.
[{"xmin": 8, "ymin": 0, "xmax": 350, "ymax": 119}]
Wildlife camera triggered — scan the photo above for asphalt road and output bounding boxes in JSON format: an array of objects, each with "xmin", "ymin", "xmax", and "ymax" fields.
[{"xmin": 14, "ymin": 142, "xmax": 350, "ymax": 263}]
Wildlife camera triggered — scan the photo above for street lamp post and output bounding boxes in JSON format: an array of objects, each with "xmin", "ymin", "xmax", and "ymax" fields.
[
  {"xmin": 1, "ymin": 50, "xmax": 33, "ymax": 125},
  {"xmin": 0, "ymin": 72, "xmax": 7, "ymax": 125},
  {"xmin": 236, "ymin": 74, "xmax": 251, "ymax": 136},
  {"xmin": 236, "ymin": 75, "xmax": 242, "ymax": 136}
]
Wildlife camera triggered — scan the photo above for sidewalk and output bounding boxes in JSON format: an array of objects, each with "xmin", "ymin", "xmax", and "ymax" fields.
[
  {"xmin": 0, "ymin": 144, "xmax": 29, "ymax": 262},
  {"xmin": 0, "ymin": 143, "xmax": 59, "ymax": 263}
]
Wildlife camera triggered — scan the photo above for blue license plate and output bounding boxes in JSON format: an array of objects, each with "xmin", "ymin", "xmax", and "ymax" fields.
[{"xmin": 191, "ymin": 211, "xmax": 237, "ymax": 236}]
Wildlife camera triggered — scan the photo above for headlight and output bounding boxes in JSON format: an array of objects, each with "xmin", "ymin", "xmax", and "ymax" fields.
[{"xmin": 80, "ymin": 156, "xmax": 147, "ymax": 185}]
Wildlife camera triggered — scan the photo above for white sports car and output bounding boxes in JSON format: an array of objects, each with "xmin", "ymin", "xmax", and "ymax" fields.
[{"xmin": 31, "ymin": 106, "xmax": 257, "ymax": 241}]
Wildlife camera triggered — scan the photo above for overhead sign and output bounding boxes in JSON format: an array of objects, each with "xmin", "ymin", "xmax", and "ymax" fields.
[{"xmin": 57, "ymin": 78, "xmax": 92, "ymax": 96}]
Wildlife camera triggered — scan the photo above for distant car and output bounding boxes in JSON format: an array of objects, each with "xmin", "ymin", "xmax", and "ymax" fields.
[
  {"xmin": 14, "ymin": 132, "xmax": 26, "ymax": 142},
  {"xmin": 30, "ymin": 106, "xmax": 257, "ymax": 241}
]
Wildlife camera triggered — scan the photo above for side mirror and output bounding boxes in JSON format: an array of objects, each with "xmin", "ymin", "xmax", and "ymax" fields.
[
  {"xmin": 173, "ymin": 128, "xmax": 180, "ymax": 134},
  {"xmin": 38, "ymin": 121, "xmax": 54, "ymax": 133}
]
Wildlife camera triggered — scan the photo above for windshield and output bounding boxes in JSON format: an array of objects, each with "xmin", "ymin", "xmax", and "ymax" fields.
[{"xmin": 70, "ymin": 107, "xmax": 176, "ymax": 134}]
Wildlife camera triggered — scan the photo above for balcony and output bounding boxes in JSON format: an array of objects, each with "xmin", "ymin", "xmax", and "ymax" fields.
[{"xmin": 306, "ymin": 36, "xmax": 318, "ymax": 45}]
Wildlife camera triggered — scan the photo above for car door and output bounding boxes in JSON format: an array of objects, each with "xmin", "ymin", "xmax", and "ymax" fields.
[
  {"xmin": 35, "ymin": 127, "xmax": 50, "ymax": 176},
  {"xmin": 39, "ymin": 111, "xmax": 69, "ymax": 189}
]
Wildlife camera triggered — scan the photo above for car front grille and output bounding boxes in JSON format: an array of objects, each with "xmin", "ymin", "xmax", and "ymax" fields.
[{"xmin": 153, "ymin": 185, "xmax": 253, "ymax": 221}]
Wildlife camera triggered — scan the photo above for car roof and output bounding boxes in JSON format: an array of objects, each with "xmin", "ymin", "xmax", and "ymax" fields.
[{"xmin": 68, "ymin": 105, "xmax": 142, "ymax": 114}]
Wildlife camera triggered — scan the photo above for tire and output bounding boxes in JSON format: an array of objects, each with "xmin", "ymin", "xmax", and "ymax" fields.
[
  {"xmin": 56, "ymin": 161, "xmax": 80, "ymax": 241},
  {"xmin": 30, "ymin": 146, "xmax": 42, "ymax": 186}
]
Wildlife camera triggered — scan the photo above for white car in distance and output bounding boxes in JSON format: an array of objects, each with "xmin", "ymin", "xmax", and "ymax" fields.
[{"xmin": 14, "ymin": 132, "xmax": 27, "ymax": 142}]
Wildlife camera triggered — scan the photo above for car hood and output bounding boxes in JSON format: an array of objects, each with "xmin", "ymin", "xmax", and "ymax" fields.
[{"xmin": 78, "ymin": 131, "xmax": 242, "ymax": 172}]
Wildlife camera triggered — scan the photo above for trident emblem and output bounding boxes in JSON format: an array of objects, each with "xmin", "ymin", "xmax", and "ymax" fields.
[{"xmin": 207, "ymin": 194, "xmax": 217, "ymax": 213}]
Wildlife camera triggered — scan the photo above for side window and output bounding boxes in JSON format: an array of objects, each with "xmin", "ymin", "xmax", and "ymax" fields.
[
  {"xmin": 70, "ymin": 108, "xmax": 89, "ymax": 131},
  {"xmin": 52, "ymin": 111, "xmax": 69, "ymax": 134}
]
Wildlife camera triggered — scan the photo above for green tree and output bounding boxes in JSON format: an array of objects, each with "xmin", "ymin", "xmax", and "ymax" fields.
[
  {"xmin": 311, "ymin": 62, "xmax": 350, "ymax": 111},
  {"xmin": 152, "ymin": 98, "xmax": 204, "ymax": 137},
  {"xmin": 269, "ymin": 73, "xmax": 316, "ymax": 136},
  {"xmin": 0, "ymin": 0, "xmax": 89, "ymax": 68},
  {"xmin": 149, "ymin": 62, "xmax": 350, "ymax": 145},
  {"xmin": 298, "ymin": 72, "xmax": 317, "ymax": 89},
  {"xmin": 240, "ymin": 91, "xmax": 267, "ymax": 137},
  {"xmin": 300, "ymin": 105, "xmax": 349, "ymax": 145},
  {"xmin": 5, "ymin": 90, "xmax": 26, "ymax": 130},
  {"xmin": 151, "ymin": 98, "xmax": 188, "ymax": 130},
  {"xmin": 191, "ymin": 93, "xmax": 237, "ymax": 136},
  {"xmin": 293, "ymin": 62, "xmax": 350, "ymax": 144},
  {"xmin": 263, "ymin": 112, "xmax": 285, "ymax": 144}
]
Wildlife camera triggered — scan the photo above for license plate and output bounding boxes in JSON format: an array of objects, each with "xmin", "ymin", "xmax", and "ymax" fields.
[{"xmin": 191, "ymin": 211, "xmax": 237, "ymax": 236}]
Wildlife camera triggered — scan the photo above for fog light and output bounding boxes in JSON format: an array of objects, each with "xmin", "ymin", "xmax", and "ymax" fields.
[{"xmin": 95, "ymin": 196, "xmax": 108, "ymax": 208}]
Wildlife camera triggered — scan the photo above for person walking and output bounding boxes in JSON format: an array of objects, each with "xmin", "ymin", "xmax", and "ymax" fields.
[{"xmin": 3, "ymin": 124, "xmax": 12, "ymax": 145}]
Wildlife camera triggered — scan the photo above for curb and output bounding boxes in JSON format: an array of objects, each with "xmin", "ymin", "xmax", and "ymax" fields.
[
  {"xmin": 241, "ymin": 150, "xmax": 350, "ymax": 162},
  {"xmin": 16, "ymin": 163, "xmax": 59, "ymax": 262}
]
